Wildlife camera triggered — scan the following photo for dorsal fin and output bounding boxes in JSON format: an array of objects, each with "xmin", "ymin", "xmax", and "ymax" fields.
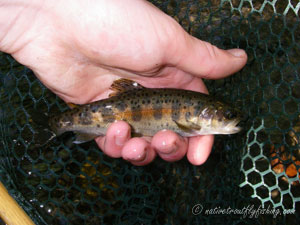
[
  {"xmin": 109, "ymin": 78, "xmax": 144, "ymax": 97},
  {"xmin": 67, "ymin": 103, "xmax": 78, "ymax": 109}
]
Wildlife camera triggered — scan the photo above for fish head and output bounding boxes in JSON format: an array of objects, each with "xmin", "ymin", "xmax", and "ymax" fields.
[{"xmin": 195, "ymin": 101, "xmax": 242, "ymax": 135}]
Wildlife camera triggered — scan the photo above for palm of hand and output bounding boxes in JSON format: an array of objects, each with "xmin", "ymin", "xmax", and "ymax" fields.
[{"xmin": 6, "ymin": 0, "xmax": 247, "ymax": 165}]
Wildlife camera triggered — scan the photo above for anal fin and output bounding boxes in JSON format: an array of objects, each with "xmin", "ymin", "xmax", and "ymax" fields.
[{"xmin": 73, "ymin": 132, "xmax": 100, "ymax": 144}]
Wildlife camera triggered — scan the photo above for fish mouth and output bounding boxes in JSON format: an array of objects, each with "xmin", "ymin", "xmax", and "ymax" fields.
[
  {"xmin": 196, "ymin": 118, "xmax": 242, "ymax": 135},
  {"xmin": 222, "ymin": 119, "xmax": 242, "ymax": 134}
]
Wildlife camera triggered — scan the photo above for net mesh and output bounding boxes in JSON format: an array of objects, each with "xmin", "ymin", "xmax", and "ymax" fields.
[{"xmin": 0, "ymin": 0, "xmax": 299, "ymax": 224}]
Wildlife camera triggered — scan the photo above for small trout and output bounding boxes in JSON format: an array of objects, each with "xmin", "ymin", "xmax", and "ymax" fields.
[{"xmin": 49, "ymin": 79, "xmax": 241, "ymax": 143}]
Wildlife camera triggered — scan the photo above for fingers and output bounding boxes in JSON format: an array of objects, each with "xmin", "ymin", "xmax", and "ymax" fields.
[
  {"xmin": 95, "ymin": 121, "xmax": 156, "ymax": 165},
  {"xmin": 96, "ymin": 122, "xmax": 214, "ymax": 166},
  {"xmin": 95, "ymin": 121, "xmax": 131, "ymax": 158},
  {"xmin": 187, "ymin": 135, "xmax": 214, "ymax": 165},
  {"xmin": 121, "ymin": 138, "xmax": 156, "ymax": 166},
  {"xmin": 171, "ymin": 33, "xmax": 247, "ymax": 79},
  {"xmin": 151, "ymin": 130, "xmax": 187, "ymax": 162}
]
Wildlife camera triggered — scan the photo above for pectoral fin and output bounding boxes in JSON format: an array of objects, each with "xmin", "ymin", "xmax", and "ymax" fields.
[
  {"xmin": 73, "ymin": 132, "xmax": 100, "ymax": 144},
  {"xmin": 173, "ymin": 120, "xmax": 201, "ymax": 134}
]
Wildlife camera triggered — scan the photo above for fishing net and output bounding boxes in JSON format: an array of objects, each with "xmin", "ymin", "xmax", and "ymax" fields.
[{"xmin": 0, "ymin": 0, "xmax": 299, "ymax": 224}]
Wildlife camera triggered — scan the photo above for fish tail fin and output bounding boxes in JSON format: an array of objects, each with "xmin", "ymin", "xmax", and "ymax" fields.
[{"xmin": 27, "ymin": 108, "xmax": 57, "ymax": 147}]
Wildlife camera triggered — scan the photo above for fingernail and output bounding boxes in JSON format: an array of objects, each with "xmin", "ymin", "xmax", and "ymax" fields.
[
  {"xmin": 227, "ymin": 49, "xmax": 245, "ymax": 57},
  {"xmin": 115, "ymin": 132, "xmax": 128, "ymax": 146},
  {"xmin": 125, "ymin": 147, "xmax": 147, "ymax": 162},
  {"xmin": 131, "ymin": 149, "xmax": 147, "ymax": 162},
  {"xmin": 160, "ymin": 141, "xmax": 179, "ymax": 154}
]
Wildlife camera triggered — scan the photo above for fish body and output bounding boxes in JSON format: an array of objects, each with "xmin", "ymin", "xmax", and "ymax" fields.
[{"xmin": 49, "ymin": 79, "xmax": 241, "ymax": 143}]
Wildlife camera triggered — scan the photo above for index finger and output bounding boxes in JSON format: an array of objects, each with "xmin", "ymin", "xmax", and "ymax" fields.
[{"xmin": 187, "ymin": 135, "xmax": 214, "ymax": 165}]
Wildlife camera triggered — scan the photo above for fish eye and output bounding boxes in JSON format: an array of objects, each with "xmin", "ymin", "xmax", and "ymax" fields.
[{"xmin": 224, "ymin": 110, "xmax": 236, "ymax": 119}]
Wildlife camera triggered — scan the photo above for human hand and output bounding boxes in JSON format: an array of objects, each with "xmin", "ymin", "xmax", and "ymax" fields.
[{"xmin": 0, "ymin": 0, "xmax": 247, "ymax": 165}]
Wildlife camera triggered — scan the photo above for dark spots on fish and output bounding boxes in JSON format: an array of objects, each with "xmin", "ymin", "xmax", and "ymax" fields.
[
  {"xmin": 90, "ymin": 104, "xmax": 100, "ymax": 113},
  {"xmin": 183, "ymin": 98, "xmax": 193, "ymax": 106},
  {"xmin": 132, "ymin": 110, "xmax": 142, "ymax": 122},
  {"xmin": 116, "ymin": 102, "xmax": 127, "ymax": 111},
  {"xmin": 101, "ymin": 106, "xmax": 114, "ymax": 123},
  {"xmin": 193, "ymin": 105, "xmax": 202, "ymax": 117},
  {"xmin": 131, "ymin": 101, "xmax": 140, "ymax": 110},
  {"xmin": 172, "ymin": 111, "xmax": 180, "ymax": 121},
  {"xmin": 78, "ymin": 111, "xmax": 93, "ymax": 125},
  {"xmin": 133, "ymin": 100, "xmax": 139, "ymax": 106},
  {"xmin": 130, "ymin": 103, "xmax": 142, "ymax": 121},
  {"xmin": 153, "ymin": 97, "xmax": 162, "ymax": 120},
  {"xmin": 171, "ymin": 101, "xmax": 180, "ymax": 121},
  {"xmin": 101, "ymin": 106, "xmax": 113, "ymax": 115},
  {"xmin": 153, "ymin": 107, "xmax": 162, "ymax": 120}
]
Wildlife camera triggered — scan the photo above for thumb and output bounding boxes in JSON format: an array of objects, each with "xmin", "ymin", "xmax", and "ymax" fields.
[{"xmin": 171, "ymin": 35, "xmax": 247, "ymax": 79}]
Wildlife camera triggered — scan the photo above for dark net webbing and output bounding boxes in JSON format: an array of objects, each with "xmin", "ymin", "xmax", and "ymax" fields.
[{"xmin": 0, "ymin": 0, "xmax": 299, "ymax": 224}]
